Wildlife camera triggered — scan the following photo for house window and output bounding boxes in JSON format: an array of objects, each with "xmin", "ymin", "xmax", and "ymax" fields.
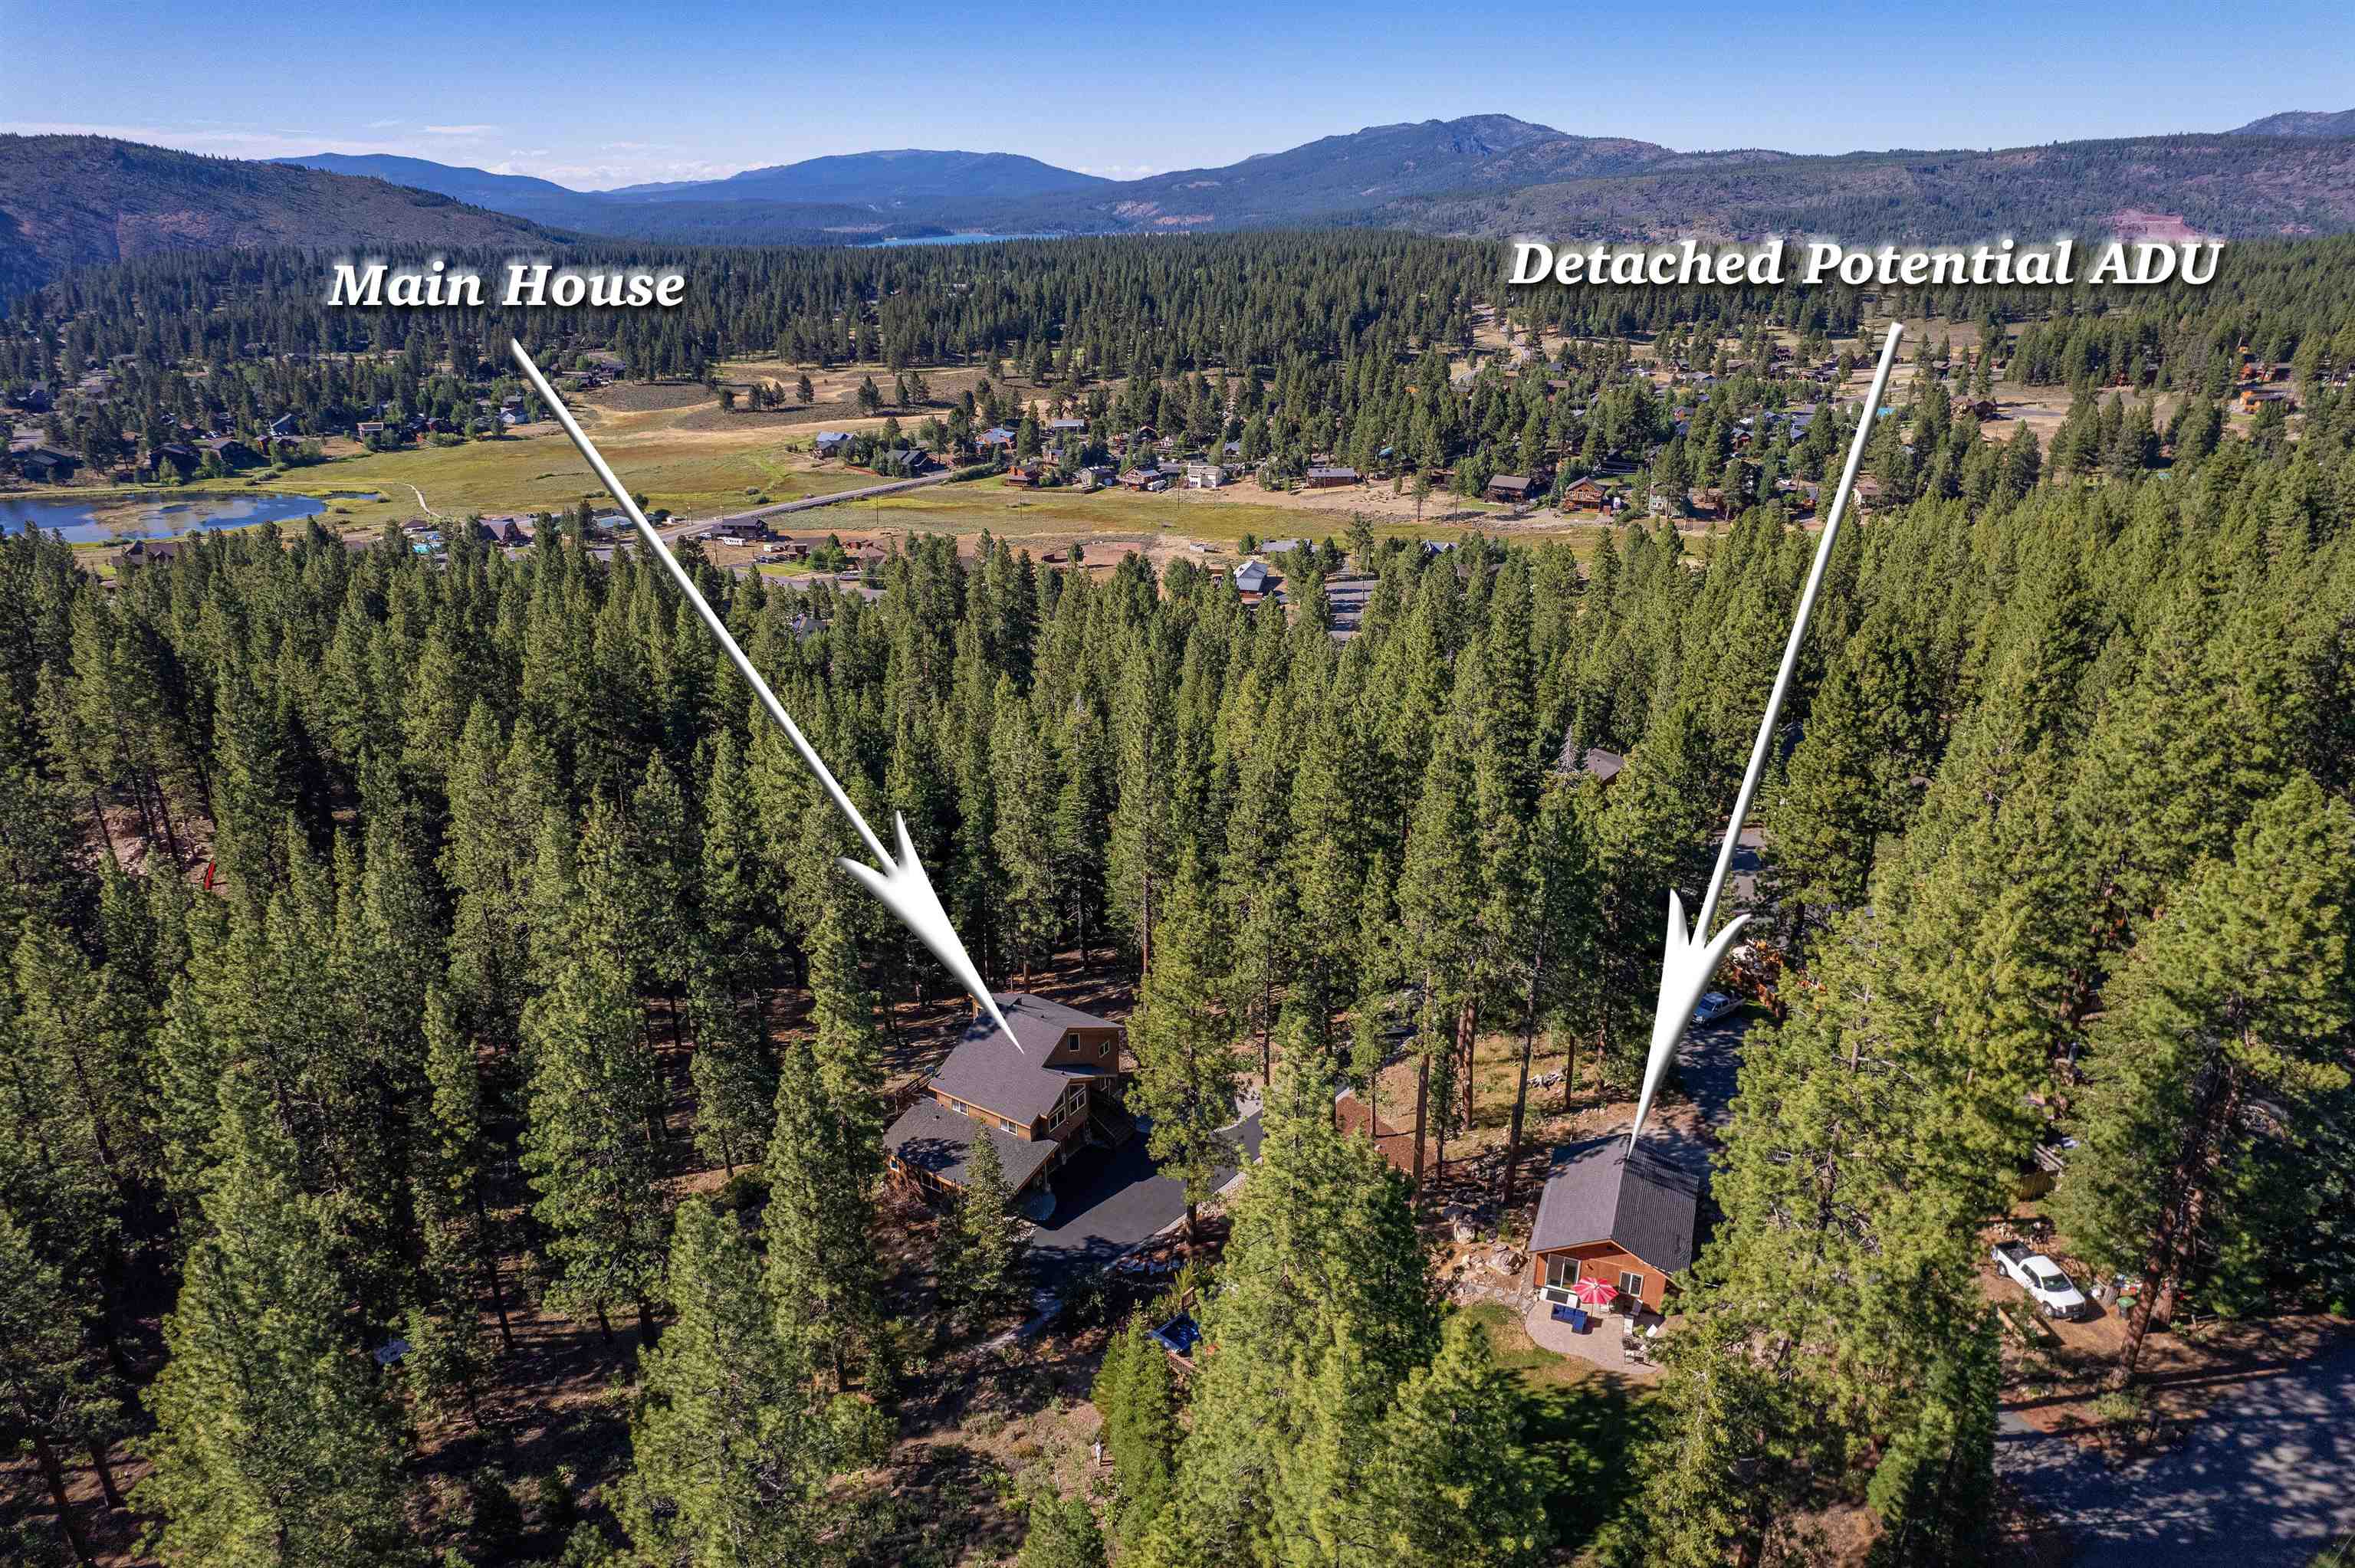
[
  {"xmin": 1618, "ymin": 1270, "xmax": 1645, "ymax": 1304},
  {"xmin": 1099, "ymin": 1038, "xmax": 1112, "ymax": 1058},
  {"xmin": 1544, "ymin": 1255, "xmax": 1576, "ymax": 1298}
]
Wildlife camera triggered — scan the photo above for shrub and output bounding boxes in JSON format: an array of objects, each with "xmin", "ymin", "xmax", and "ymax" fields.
[
  {"xmin": 2092, "ymin": 1387, "xmax": 2146, "ymax": 1425},
  {"xmin": 464, "ymin": 1467, "xmax": 526, "ymax": 1563}
]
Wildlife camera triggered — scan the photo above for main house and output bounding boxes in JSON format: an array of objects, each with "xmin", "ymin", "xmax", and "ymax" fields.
[
  {"xmin": 884, "ymin": 993, "xmax": 1128, "ymax": 1209},
  {"xmin": 1527, "ymin": 1137, "xmax": 1701, "ymax": 1314}
]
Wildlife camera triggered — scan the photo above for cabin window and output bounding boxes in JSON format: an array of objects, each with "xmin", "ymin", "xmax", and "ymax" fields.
[
  {"xmin": 1618, "ymin": 1270, "xmax": 1645, "ymax": 1303},
  {"xmin": 1545, "ymin": 1256, "xmax": 1576, "ymax": 1293},
  {"xmin": 1099, "ymin": 1037, "xmax": 1112, "ymax": 1058}
]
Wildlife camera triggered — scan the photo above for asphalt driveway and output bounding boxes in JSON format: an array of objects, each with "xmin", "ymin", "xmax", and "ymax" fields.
[
  {"xmin": 1677, "ymin": 1009, "xmax": 1754, "ymax": 1132},
  {"xmin": 1024, "ymin": 1113, "xmax": 1264, "ymax": 1293},
  {"xmin": 1995, "ymin": 1337, "xmax": 2355, "ymax": 1564}
]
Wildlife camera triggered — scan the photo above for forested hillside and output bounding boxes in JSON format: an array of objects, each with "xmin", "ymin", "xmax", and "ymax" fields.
[
  {"xmin": 14, "ymin": 116, "xmax": 2355, "ymax": 304},
  {"xmin": 0, "ymin": 138, "xmax": 573, "ymax": 303},
  {"xmin": 3, "ymin": 230, "xmax": 2353, "ymax": 1563}
]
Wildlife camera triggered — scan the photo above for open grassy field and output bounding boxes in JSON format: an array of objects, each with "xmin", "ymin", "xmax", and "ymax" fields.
[{"xmin": 245, "ymin": 386, "xmax": 882, "ymax": 532}]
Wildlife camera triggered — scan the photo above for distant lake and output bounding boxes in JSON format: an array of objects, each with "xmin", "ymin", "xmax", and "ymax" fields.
[
  {"xmin": 0, "ymin": 492, "xmax": 331, "ymax": 545},
  {"xmin": 862, "ymin": 231, "xmax": 1061, "ymax": 248}
]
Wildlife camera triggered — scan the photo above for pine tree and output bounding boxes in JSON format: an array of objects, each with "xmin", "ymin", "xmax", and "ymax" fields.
[
  {"xmin": 520, "ymin": 942, "xmax": 670, "ymax": 1344},
  {"xmin": 1129, "ymin": 860, "xmax": 1240, "ymax": 1239},
  {"xmin": 0, "ymin": 1211, "xmax": 124, "ymax": 1568},
  {"xmin": 686, "ymin": 966, "xmax": 776, "ymax": 1175},
  {"xmin": 410, "ymin": 985, "xmax": 511, "ymax": 1415},
  {"xmin": 939, "ymin": 1129, "xmax": 1024, "ymax": 1333},
  {"xmin": 1146, "ymin": 1045, "xmax": 1437, "ymax": 1566},
  {"xmin": 991, "ymin": 681, "xmax": 1062, "ymax": 984},
  {"xmin": 2053, "ymin": 774, "xmax": 2353, "ymax": 1377},
  {"xmin": 139, "ymin": 1076, "xmax": 419, "ymax": 1566},
  {"xmin": 1090, "ymin": 1315, "xmax": 1180, "ymax": 1540},
  {"xmin": 1017, "ymin": 1488, "xmax": 1109, "ymax": 1568},
  {"xmin": 1864, "ymin": 1319, "xmax": 2001, "ymax": 1566},
  {"xmin": 762, "ymin": 907, "xmax": 889, "ymax": 1387},
  {"xmin": 621, "ymin": 1199, "xmax": 882, "ymax": 1566},
  {"xmin": 1352, "ymin": 1312, "xmax": 1551, "ymax": 1567},
  {"xmin": 1108, "ymin": 631, "xmax": 1177, "ymax": 973}
]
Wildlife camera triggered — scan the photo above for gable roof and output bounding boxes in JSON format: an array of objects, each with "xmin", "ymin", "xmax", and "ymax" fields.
[
  {"xmin": 884, "ymin": 1097, "xmax": 1062, "ymax": 1192},
  {"xmin": 925, "ymin": 992, "xmax": 1121, "ymax": 1124},
  {"xmin": 1529, "ymin": 1136, "xmax": 1701, "ymax": 1275},
  {"xmin": 1552, "ymin": 736, "xmax": 1626, "ymax": 781}
]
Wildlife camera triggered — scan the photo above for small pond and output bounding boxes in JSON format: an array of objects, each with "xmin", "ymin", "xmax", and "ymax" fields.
[{"xmin": 0, "ymin": 492, "xmax": 333, "ymax": 544}]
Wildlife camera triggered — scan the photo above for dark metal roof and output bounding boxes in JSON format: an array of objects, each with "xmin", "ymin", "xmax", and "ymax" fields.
[
  {"xmin": 884, "ymin": 1097, "xmax": 1060, "ymax": 1192},
  {"xmin": 1528, "ymin": 1136, "xmax": 1701, "ymax": 1275},
  {"xmin": 925, "ymin": 992, "xmax": 1120, "ymax": 1125}
]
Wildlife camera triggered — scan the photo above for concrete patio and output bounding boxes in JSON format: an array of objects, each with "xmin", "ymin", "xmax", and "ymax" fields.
[{"xmin": 1522, "ymin": 1297, "xmax": 1664, "ymax": 1376}]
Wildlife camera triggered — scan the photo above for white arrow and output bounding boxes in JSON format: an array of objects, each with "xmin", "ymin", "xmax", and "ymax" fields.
[
  {"xmin": 1626, "ymin": 323, "xmax": 1904, "ymax": 1150},
  {"xmin": 507, "ymin": 340, "xmax": 1021, "ymax": 1052}
]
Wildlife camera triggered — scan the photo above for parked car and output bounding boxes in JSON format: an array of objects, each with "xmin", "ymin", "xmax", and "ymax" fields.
[
  {"xmin": 1992, "ymin": 1240, "xmax": 2091, "ymax": 1319},
  {"xmin": 1691, "ymin": 991, "xmax": 1741, "ymax": 1027}
]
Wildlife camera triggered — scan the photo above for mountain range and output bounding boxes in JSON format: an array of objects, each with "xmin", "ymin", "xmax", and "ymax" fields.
[
  {"xmin": 2230, "ymin": 109, "xmax": 2355, "ymax": 138},
  {"xmin": 4, "ymin": 109, "xmax": 2353, "ymax": 298}
]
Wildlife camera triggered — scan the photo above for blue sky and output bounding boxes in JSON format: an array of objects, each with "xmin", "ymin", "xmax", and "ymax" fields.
[{"xmin": 8, "ymin": 0, "xmax": 2350, "ymax": 189}]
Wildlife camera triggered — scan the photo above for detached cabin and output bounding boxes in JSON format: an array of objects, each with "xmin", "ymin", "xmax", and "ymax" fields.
[
  {"xmin": 1528, "ymin": 1137, "xmax": 1701, "ymax": 1314},
  {"xmin": 1561, "ymin": 476, "xmax": 1608, "ymax": 510},
  {"xmin": 884, "ymin": 994, "xmax": 1128, "ymax": 1208}
]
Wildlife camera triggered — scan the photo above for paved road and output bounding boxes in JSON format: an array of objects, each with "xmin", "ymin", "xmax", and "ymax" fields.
[
  {"xmin": 1996, "ymin": 1338, "xmax": 2355, "ymax": 1565},
  {"xmin": 1025, "ymin": 1113, "xmax": 1265, "ymax": 1294},
  {"xmin": 670, "ymin": 472, "xmax": 952, "ymax": 537}
]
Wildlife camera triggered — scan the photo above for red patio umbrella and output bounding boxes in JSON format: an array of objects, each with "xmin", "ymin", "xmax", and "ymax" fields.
[{"xmin": 1569, "ymin": 1276, "xmax": 1618, "ymax": 1307}]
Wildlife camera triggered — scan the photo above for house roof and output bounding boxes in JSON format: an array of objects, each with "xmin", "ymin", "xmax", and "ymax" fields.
[
  {"xmin": 1528, "ymin": 1136, "xmax": 1701, "ymax": 1274},
  {"xmin": 925, "ymin": 992, "xmax": 1121, "ymax": 1125},
  {"xmin": 884, "ymin": 1097, "xmax": 1061, "ymax": 1192},
  {"xmin": 1553, "ymin": 738, "xmax": 1626, "ymax": 781},
  {"xmin": 1232, "ymin": 561, "xmax": 1270, "ymax": 592}
]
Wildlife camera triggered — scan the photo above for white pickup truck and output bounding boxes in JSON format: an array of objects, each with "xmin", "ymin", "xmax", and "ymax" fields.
[{"xmin": 1992, "ymin": 1240, "xmax": 2091, "ymax": 1320}]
